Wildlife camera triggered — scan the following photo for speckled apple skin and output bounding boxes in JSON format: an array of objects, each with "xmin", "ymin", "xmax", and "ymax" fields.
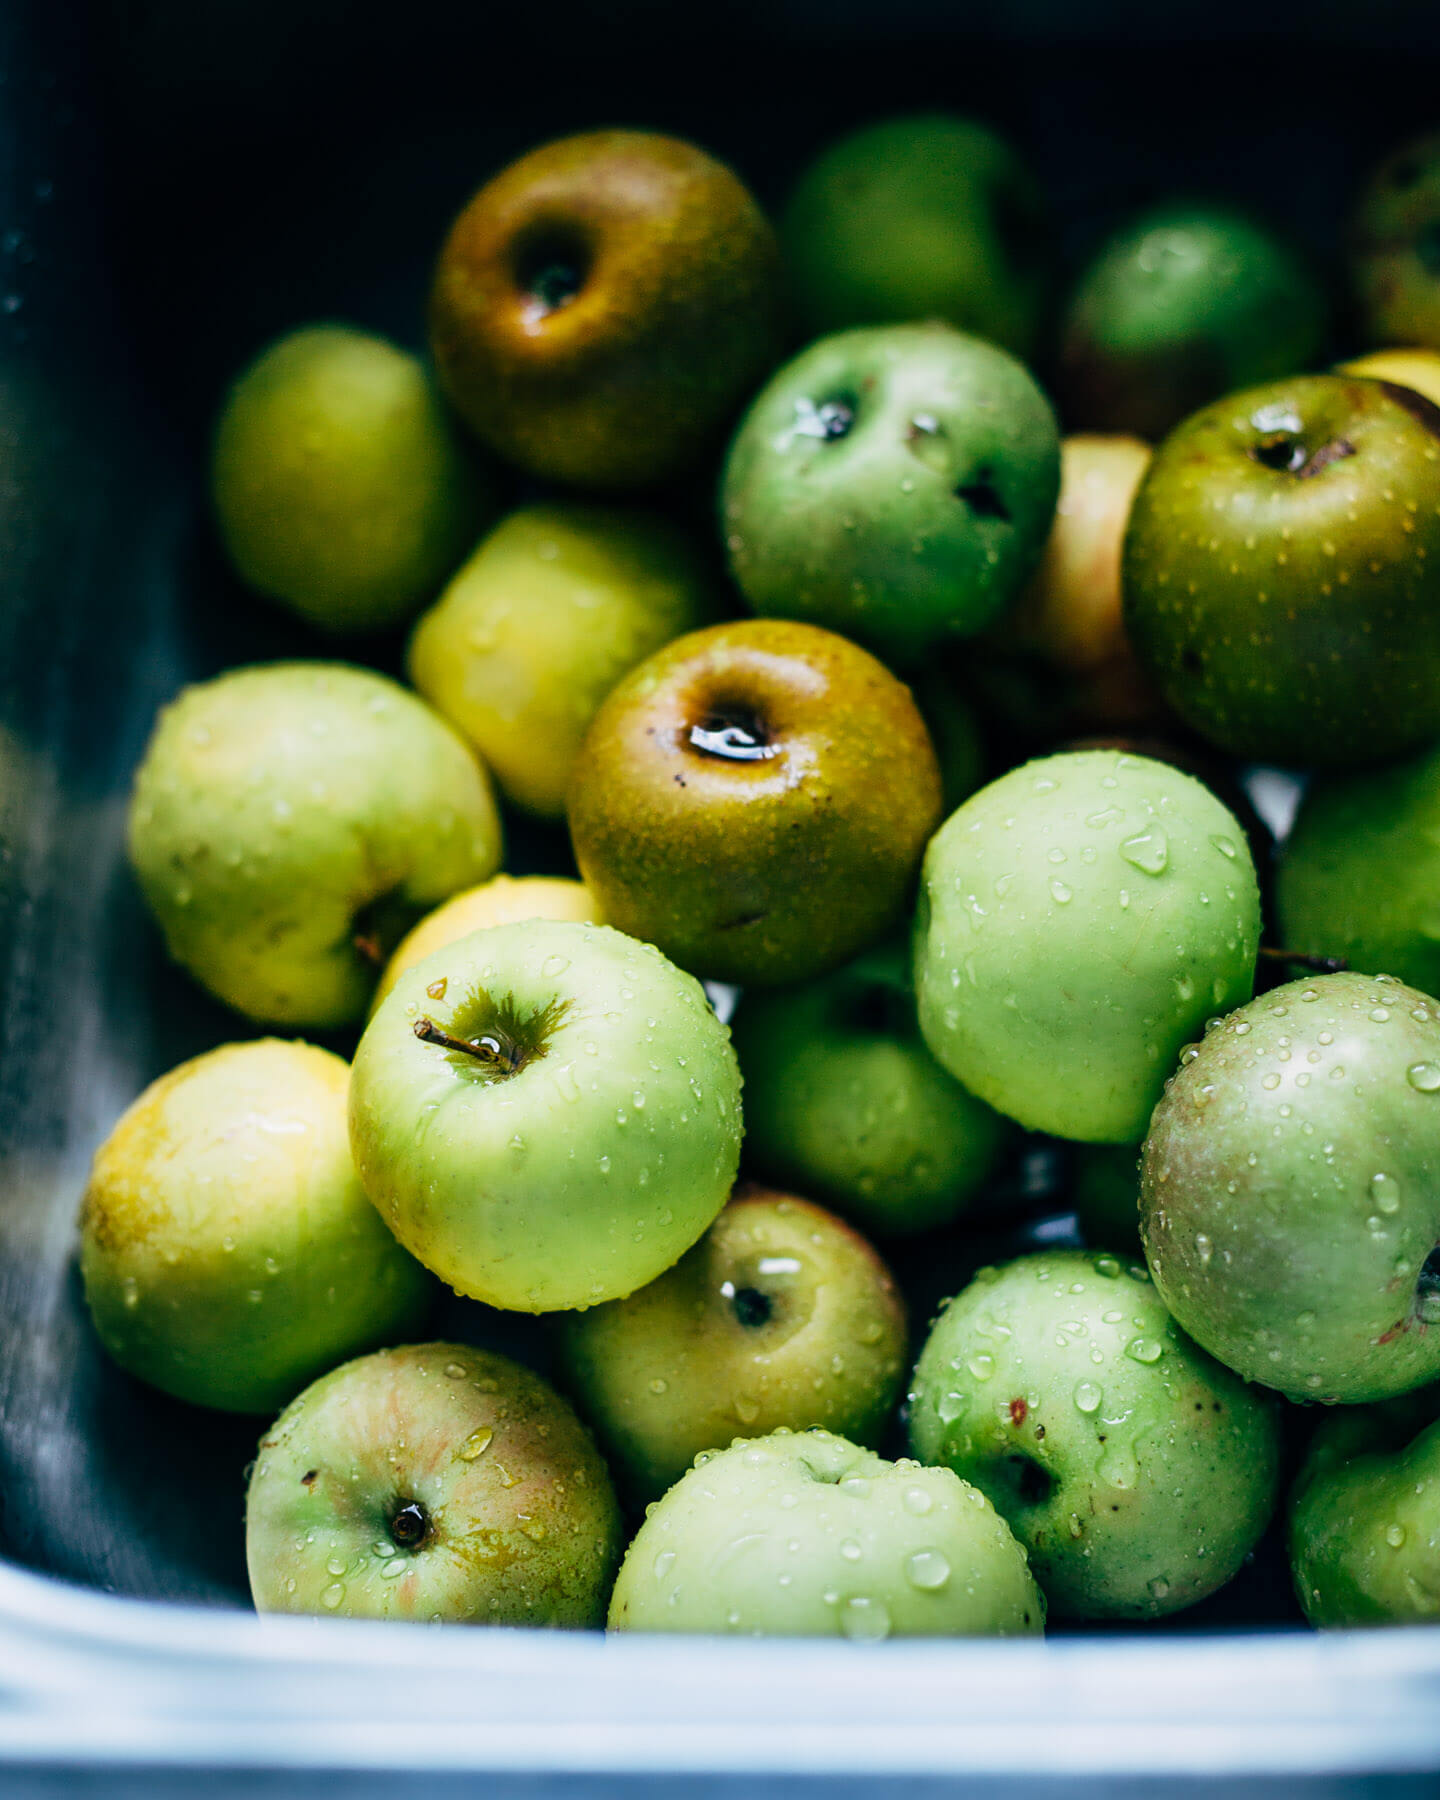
[
  {"xmin": 914, "ymin": 749, "xmax": 1260, "ymax": 1144},
  {"xmin": 246, "ymin": 1343, "xmax": 622, "ymax": 1626},
  {"xmin": 1289, "ymin": 1388, "xmax": 1440, "ymax": 1627},
  {"xmin": 607, "ymin": 1429, "xmax": 1042, "ymax": 1639},
  {"xmin": 1142, "ymin": 973, "xmax": 1440, "ymax": 1405},
  {"xmin": 349, "ymin": 921, "xmax": 742, "ymax": 1313},
  {"xmin": 80, "ymin": 1040, "xmax": 431, "ymax": 1414},
  {"xmin": 908, "ymin": 1249, "xmax": 1279, "ymax": 1621},
  {"xmin": 568, "ymin": 619, "xmax": 942, "ymax": 988},
  {"xmin": 127, "ymin": 663, "xmax": 502, "ymax": 1029},
  {"xmin": 722, "ymin": 323, "xmax": 1060, "ymax": 665},
  {"xmin": 555, "ymin": 1187, "xmax": 908, "ymax": 1502},
  {"xmin": 429, "ymin": 131, "xmax": 783, "ymax": 490},
  {"xmin": 1123, "ymin": 374, "xmax": 1440, "ymax": 768}
]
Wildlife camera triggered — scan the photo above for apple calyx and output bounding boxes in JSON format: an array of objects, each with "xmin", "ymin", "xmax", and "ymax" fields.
[
  {"xmin": 688, "ymin": 707, "xmax": 779, "ymax": 763},
  {"xmin": 388, "ymin": 1499, "xmax": 431, "ymax": 1550},
  {"xmin": 1248, "ymin": 428, "xmax": 1356, "ymax": 479},
  {"xmin": 955, "ymin": 469, "xmax": 1011, "ymax": 520},
  {"xmin": 513, "ymin": 226, "xmax": 590, "ymax": 321},
  {"xmin": 726, "ymin": 1283, "xmax": 774, "ymax": 1329}
]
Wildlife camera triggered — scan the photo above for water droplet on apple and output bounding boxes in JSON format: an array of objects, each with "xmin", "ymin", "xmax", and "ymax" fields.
[
  {"xmin": 840, "ymin": 1596, "xmax": 891, "ymax": 1642},
  {"xmin": 1073, "ymin": 1381, "xmax": 1103, "ymax": 1414},
  {"xmin": 458, "ymin": 1426, "xmax": 494, "ymax": 1462},
  {"xmin": 1371, "ymin": 1172, "xmax": 1401, "ymax": 1213},
  {"xmin": 1120, "ymin": 828, "xmax": 1169, "ymax": 875},
  {"xmin": 905, "ymin": 1550, "xmax": 951, "ymax": 1591}
]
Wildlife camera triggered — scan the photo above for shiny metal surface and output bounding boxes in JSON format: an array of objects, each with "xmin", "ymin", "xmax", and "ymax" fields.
[{"xmin": 1, "ymin": 0, "xmax": 1439, "ymax": 1789}]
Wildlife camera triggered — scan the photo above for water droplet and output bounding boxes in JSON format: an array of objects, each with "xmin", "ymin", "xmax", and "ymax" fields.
[
  {"xmin": 552, "ymin": 1063, "xmax": 581, "ymax": 1103},
  {"xmin": 1126, "ymin": 1337, "xmax": 1164, "ymax": 1364},
  {"xmin": 321, "ymin": 1584, "xmax": 345, "ymax": 1609},
  {"xmin": 840, "ymin": 1596, "xmax": 891, "ymax": 1643},
  {"xmin": 648, "ymin": 1377, "xmax": 668, "ymax": 1395},
  {"xmin": 735, "ymin": 1394, "xmax": 760, "ymax": 1423},
  {"xmin": 541, "ymin": 954, "xmax": 570, "ymax": 978},
  {"xmin": 1148, "ymin": 1576, "xmax": 1172, "ymax": 1601},
  {"xmin": 1195, "ymin": 1234, "xmax": 1213, "ymax": 1266},
  {"xmin": 1074, "ymin": 1381, "xmax": 1103, "ymax": 1414},
  {"xmin": 1120, "ymin": 827, "xmax": 1169, "ymax": 875},
  {"xmin": 903, "ymin": 1486, "xmax": 933, "ymax": 1516},
  {"xmin": 937, "ymin": 1391, "xmax": 967, "ymax": 1423},
  {"xmin": 381, "ymin": 1558, "xmax": 407, "ymax": 1579},
  {"xmin": 905, "ymin": 1550, "xmax": 951, "ymax": 1591},
  {"xmin": 1387, "ymin": 1524, "xmax": 1408, "ymax": 1549},
  {"xmin": 1209, "ymin": 835, "xmax": 1238, "ymax": 860},
  {"xmin": 654, "ymin": 1550, "xmax": 676, "ymax": 1580},
  {"xmin": 1408, "ymin": 1063, "xmax": 1440, "ymax": 1093},
  {"xmin": 1050, "ymin": 879, "xmax": 1072, "ymax": 905},
  {"xmin": 967, "ymin": 1354, "xmax": 995, "ymax": 1381},
  {"xmin": 458, "ymin": 1426, "xmax": 494, "ymax": 1462},
  {"xmin": 839, "ymin": 1538, "xmax": 863, "ymax": 1563},
  {"xmin": 1371, "ymin": 1172, "xmax": 1401, "ymax": 1214}
]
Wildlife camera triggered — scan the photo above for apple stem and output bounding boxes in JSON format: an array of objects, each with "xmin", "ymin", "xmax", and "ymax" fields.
[
  {"xmin": 1259, "ymin": 946, "xmax": 1349, "ymax": 976},
  {"xmin": 413, "ymin": 1017, "xmax": 520, "ymax": 1070}
]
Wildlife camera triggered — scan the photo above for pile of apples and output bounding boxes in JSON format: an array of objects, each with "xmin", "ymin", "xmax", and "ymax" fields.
[{"xmin": 79, "ymin": 115, "xmax": 1440, "ymax": 1638}]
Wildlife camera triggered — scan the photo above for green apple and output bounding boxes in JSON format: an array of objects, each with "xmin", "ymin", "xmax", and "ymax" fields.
[
  {"xmin": 555, "ymin": 1185, "xmax": 906, "ymax": 1503},
  {"xmin": 730, "ymin": 942, "xmax": 1009, "ymax": 1237},
  {"xmin": 1350, "ymin": 131, "xmax": 1440, "ymax": 353},
  {"xmin": 79, "ymin": 1040, "xmax": 430, "ymax": 1413},
  {"xmin": 371, "ymin": 874, "xmax": 601, "ymax": 1018},
  {"xmin": 1289, "ymin": 1386, "xmax": 1440, "ymax": 1627},
  {"xmin": 128, "ymin": 662, "xmax": 502, "ymax": 1028},
  {"xmin": 607, "ymin": 1428, "xmax": 1042, "ymax": 1639},
  {"xmin": 429, "ymin": 130, "xmax": 783, "ymax": 489},
  {"xmin": 780, "ymin": 114, "xmax": 1048, "ymax": 358},
  {"xmin": 1122, "ymin": 374, "xmax": 1440, "ymax": 768},
  {"xmin": 1071, "ymin": 1143, "xmax": 1141, "ymax": 1252},
  {"xmin": 908, "ymin": 1249, "xmax": 1280, "ymax": 1619},
  {"xmin": 1141, "ymin": 972, "xmax": 1440, "ymax": 1404},
  {"xmin": 1057, "ymin": 205, "xmax": 1327, "ymax": 439},
  {"xmin": 567, "ymin": 619, "xmax": 942, "ymax": 988},
  {"xmin": 246, "ymin": 1342, "xmax": 622, "ymax": 1624},
  {"xmin": 1341, "ymin": 347, "xmax": 1440, "ymax": 409},
  {"xmin": 721, "ymin": 324, "xmax": 1061, "ymax": 665},
  {"xmin": 211, "ymin": 325, "xmax": 489, "ymax": 634},
  {"xmin": 349, "ymin": 919, "xmax": 742, "ymax": 1312},
  {"xmin": 1277, "ymin": 741, "xmax": 1440, "ymax": 997},
  {"xmin": 1000, "ymin": 433, "xmax": 1163, "ymax": 734},
  {"xmin": 913, "ymin": 749, "xmax": 1260, "ymax": 1144},
  {"xmin": 408, "ymin": 504, "xmax": 714, "ymax": 818}
]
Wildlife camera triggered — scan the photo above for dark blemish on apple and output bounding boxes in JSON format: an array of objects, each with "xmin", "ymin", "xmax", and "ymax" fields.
[
  {"xmin": 1035, "ymin": 1424, "xmax": 1046, "ymax": 1441},
  {"xmin": 301, "ymin": 1469, "xmax": 317, "ymax": 1485},
  {"xmin": 672, "ymin": 773, "xmax": 687, "ymax": 787},
  {"xmin": 1009, "ymin": 1397, "xmax": 1028, "ymax": 1426},
  {"xmin": 389, "ymin": 1499, "xmax": 430, "ymax": 1550},
  {"xmin": 1378, "ymin": 379, "xmax": 1440, "ymax": 442},
  {"xmin": 717, "ymin": 911, "xmax": 767, "ymax": 932},
  {"xmin": 955, "ymin": 471, "xmax": 1011, "ymax": 521}
]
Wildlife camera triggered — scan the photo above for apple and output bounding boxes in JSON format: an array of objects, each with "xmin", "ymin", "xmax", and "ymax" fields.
[
  {"xmin": 371, "ymin": 874, "xmax": 601, "ymax": 1018},
  {"xmin": 348, "ymin": 919, "xmax": 742, "ymax": 1312},
  {"xmin": 913, "ymin": 749, "xmax": 1261, "ymax": 1144},
  {"xmin": 429, "ymin": 130, "xmax": 782, "ymax": 489},
  {"xmin": 567, "ymin": 619, "xmax": 942, "ymax": 988},
  {"xmin": 908, "ymin": 1249, "xmax": 1280, "ymax": 1619},
  {"xmin": 1350, "ymin": 130, "xmax": 1440, "ymax": 353},
  {"xmin": 211, "ymin": 324, "xmax": 490, "ymax": 635},
  {"xmin": 730, "ymin": 941, "xmax": 1009, "ymax": 1237},
  {"xmin": 780, "ymin": 114, "xmax": 1048, "ymax": 358},
  {"xmin": 554, "ymin": 1184, "xmax": 907, "ymax": 1503},
  {"xmin": 1340, "ymin": 347, "xmax": 1440, "ymax": 409},
  {"xmin": 1141, "ymin": 972, "xmax": 1440, "ymax": 1403},
  {"xmin": 1057, "ymin": 205, "xmax": 1327, "ymax": 439},
  {"xmin": 127, "ymin": 662, "xmax": 503, "ymax": 1028},
  {"xmin": 246, "ymin": 1342, "xmax": 622, "ymax": 1625},
  {"xmin": 1122, "ymin": 373, "xmax": 1440, "ymax": 768},
  {"xmin": 1277, "ymin": 738, "xmax": 1440, "ymax": 997},
  {"xmin": 1289, "ymin": 1386, "xmax": 1440, "ymax": 1627},
  {"xmin": 999, "ymin": 433, "xmax": 1162, "ymax": 733},
  {"xmin": 79, "ymin": 1040, "xmax": 430, "ymax": 1413},
  {"xmin": 408, "ymin": 504, "xmax": 714, "ymax": 818},
  {"xmin": 607, "ymin": 1428, "xmax": 1042, "ymax": 1639},
  {"xmin": 721, "ymin": 323, "xmax": 1061, "ymax": 665},
  {"xmin": 909, "ymin": 670, "xmax": 985, "ymax": 813}
]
